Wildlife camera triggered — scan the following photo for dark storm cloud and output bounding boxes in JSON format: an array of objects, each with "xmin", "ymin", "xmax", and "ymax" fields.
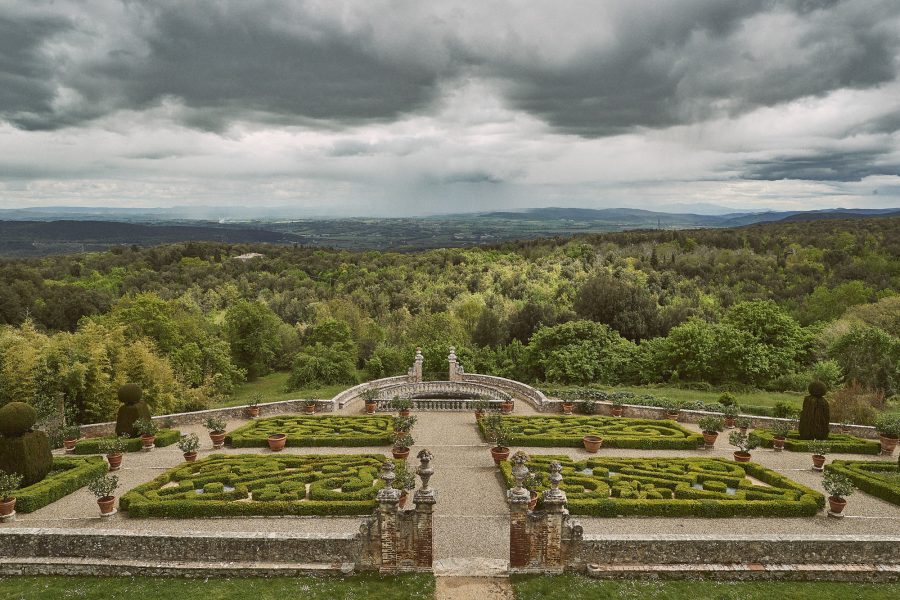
[{"xmin": 743, "ymin": 149, "xmax": 900, "ymax": 182}]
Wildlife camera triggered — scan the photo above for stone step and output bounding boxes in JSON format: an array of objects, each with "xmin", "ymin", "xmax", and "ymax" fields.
[
  {"xmin": 434, "ymin": 557, "xmax": 509, "ymax": 577},
  {"xmin": 0, "ymin": 556, "xmax": 353, "ymax": 578},
  {"xmin": 585, "ymin": 562, "xmax": 900, "ymax": 582}
]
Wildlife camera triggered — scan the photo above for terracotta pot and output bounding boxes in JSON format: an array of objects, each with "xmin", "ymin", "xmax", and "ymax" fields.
[
  {"xmin": 365, "ymin": 402, "xmax": 377, "ymax": 415},
  {"xmin": 665, "ymin": 411, "xmax": 680, "ymax": 421},
  {"xmin": 304, "ymin": 404, "xmax": 316, "ymax": 414},
  {"xmin": 209, "ymin": 431, "xmax": 226, "ymax": 449},
  {"xmin": 63, "ymin": 438, "xmax": 78, "ymax": 453},
  {"xmin": 97, "ymin": 496, "xmax": 116, "ymax": 516},
  {"xmin": 475, "ymin": 410, "xmax": 484, "ymax": 421},
  {"xmin": 183, "ymin": 452, "xmax": 198, "ymax": 462},
  {"xmin": 828, "ymin": 495, "xmax": 847, "ymax": 516},
  {"xmin": 772, "ymin": 436, "xmax": 786, "ymax": 452},
  {"xmin": 0, "ymin": 497, "xmax": 15, "ymax": 517},
  {"xmin": 392, "ymin": 447, "xmax": 410, "ymax": 460},
  {"xmin": 582, "ymin": 435, "xmax": 603, "ymax": 453},
  {"xmin": 106, "ymin": 453, "xmax": 123, "ymax": 471},
  {"xmin": 491, "ymin": 446, "xmax": 510, "ymax": 465},
  {"xmin": 500, "ymin": 402, "xmax": 514, "ymax": 414},
  {"xmin": 702, "ymin": 431, "xmax": 719, "ymax": 449},
  {"xmin": 528, "ymin": 491, "xmax": 539, "ymax": 511},
  {"xmin": 245, "ymin": 407, "xmax": 260, "ymax": 419},
  {"xmin": 879, "ymin": 435, "xmax": 898, "ymax": 455},
  {"xmin": 812, "ymin": 454, "xmax": 826, "ymax": 470},
  {"xmin": 611, "ymin": 407, "xmax": 624, "ymax": 417},
  {"xmin": 739, "ymin": 427, "xmax": 748, "ymax": 436},
  {"xmin": 562, "ymin": 402, "xmax": 574, "ymax": 415},
  {"xmin": 399, "ymin": 409, "xmax": 411, "ymax": 417},
  {"xmin": 140, "ymin": 435, "xmax": 155, "ymax": 451},
  {"xmin": 399, "ymin": 491, "xmax": 408, "ymax": 509},
  {"xmin": 267, "ymin": 433, "xmax": 287, "ymax": 452},
  {"xmin": 724, "ymin": 416, "xmax": 736, "ymax": 429},
  {"xmin": 733, "ymin": 451, "xmax": 752, "ymax": 463}
]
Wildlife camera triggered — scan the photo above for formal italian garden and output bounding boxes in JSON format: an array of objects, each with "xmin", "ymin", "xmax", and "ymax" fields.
[
  {"xmin": 225, "ymin": 415, "xmax": 394, "ymax": 447},
  {"xmin": 749, "ymin": 430, "xmax": 881, "ymax": 454},
  {"xmin": 479, "ymin": 415, "xmax": 704, "ymax": 449},
  {"xmin": 120, "ymin": 453, "xmax": 393, "ymax": 517},
  {"xmin": 501, "ymin": 455, "xmax": 824, "ymax": 517},
  {"xmin": 825, "ymin": 460, "xmax": 900, "ymax": 506}
]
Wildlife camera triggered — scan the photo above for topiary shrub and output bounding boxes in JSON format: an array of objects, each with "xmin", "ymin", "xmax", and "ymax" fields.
[
  {"xmin": 0, "ymin": 402, "xmax": 52, "ymax": 486},
  {"xmin": 798, "ymin": 380, "xmax": 830, "ymax": 440},
  {"xmin": 115, "ymin": 384, "xmax": 152, "ymax": 437}
]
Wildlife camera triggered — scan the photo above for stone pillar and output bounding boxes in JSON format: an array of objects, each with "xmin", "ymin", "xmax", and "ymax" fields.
[
  {"xmin": 376, "ymin": 460, "xmax": 402, "ymax": 573},
  {"xmin": 376, "ymin": 451, "xmax": 436, "ymax": 573},
  {"xmin": 508, "ymin": 451, "xmax": 532, "ymax": 568},
  {"xmin": 412, "ymin": 347, "xmax": 424, "ymax": 383},
  {"xmin": 540, "ymin": 461, "xmax": 568, "ymax": 572},
  {"xmin": 448, "ymin": 346, "xmax": 460, "ymax": 382},
  {"xmin": 413, "ymin": 449, "xmax": 436, "ymax": 569}
]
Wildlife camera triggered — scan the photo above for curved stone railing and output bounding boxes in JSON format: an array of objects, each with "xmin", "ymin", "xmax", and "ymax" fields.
[
  {"xmin": 332, "ymin": 375, "xmax": 411, "ymax": 409},
  {"xmin": 461, "ymin": 373, "xmax": 548, "ymax": 409},
  {"xmin": 374, "ymin": 381, "xmax": 511, "ymax": 411}
]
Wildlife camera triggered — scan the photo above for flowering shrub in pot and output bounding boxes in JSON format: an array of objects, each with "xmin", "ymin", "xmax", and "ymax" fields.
[
  {"xmin": 0, "ymin": 471, "xmax": 23, "ymax": 518},
  {"xmin": 133, "ymin": 418, "xmax": 158, "ymax": 452},
  {"xmin": 177, "ymin": 433, "xmax": 201, "ymax": 462},
  {"xmin": 822, "ymin": 470, "xmax": 855, "ymax": 517},
  {"xmin": 698, "ymin": 415, "xmax": 725, "ymax": 449},
  {"xmin": 729, "ymin": 430, "xmax": 757, "ymax": 462},
  {"xmin": 98, "ymin": 435, "xmax": 128, "ymax": 471},
  {"xmin": 205, "ymin": 417, "xmax": 228, "ymax": 449},
  {"xmin": 88, "ymin": 473, "xmax": 119, "ymax": 516},
  {"xmin": 807, "ymin": 440, "xmax": 830, "ymax": 471}
]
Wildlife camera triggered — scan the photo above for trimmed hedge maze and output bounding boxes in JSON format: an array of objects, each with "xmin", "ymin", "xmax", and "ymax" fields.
[
  {"xmin": 826, "ymin": 460, "xmax": 900, "ymax": 506},
  {"xmin": 14, "ymin": 456, "xmax": 108, "ymax": 513},
  {"xmin": 73, "ymin": 429, "xmax": 181, "ymax": 454},
  {"xmin": 121, "ymin": 453, "xmax": 391, "ymax": 517},
  {"xmin": 481, "ymin": 415, "xmax": 703, "ymax": 450},
  {"xmin": 225, "ymin": 415, "xmax": 394, "ymax": 448},
  {"xmin": 501, "ymin": 455, "xmax": 824, "ymax": 517},
  {"xmin": 749, "ymin": 430, "xmax": 881, "ymax": 455}
]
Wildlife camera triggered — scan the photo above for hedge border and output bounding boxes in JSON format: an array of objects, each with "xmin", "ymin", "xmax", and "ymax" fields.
[
  {"xmin": 500, "ymin": 455, "xmax": 824, "ymax": 518},
  {"xmin": 826, "ymin": 460, "xmax": 900, "ymax": 506},
  {"xmin": 73, "ymin": 429, "xmax": 181, "ymax": 454},
  {"xmin": 225, "ymin": 415, "xmax": 394, "ymax": 448},
  {"xmin": 12, "ymin": 456, "xmax": 108, "ymax": 513},
  {"xmin": 480, "ymin": 415, "xmax": 704, "ymax": 450},
  {"xmin": 749, "ymin": 430, "xmax": 880, "ymax": 455}
]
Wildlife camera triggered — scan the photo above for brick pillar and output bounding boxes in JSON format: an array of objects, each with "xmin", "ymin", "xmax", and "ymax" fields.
[
  {"xmin": 376, "ymin": 461, "xmax": 402, "ymax": 573},
  {"xmin": 540, "ymin": 461, "xmax": 568, "ymax": 572},
  {"xmin": 413, "ymin": 449, "xmax": 436, "ymax": 570},
  {"xmin": 508, "ymin": 450, "xmax": 532, "ymax": 568}
]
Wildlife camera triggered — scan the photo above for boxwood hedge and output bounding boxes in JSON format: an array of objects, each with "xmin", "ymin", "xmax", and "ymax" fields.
[
  {"xmin": 225, "ymin": 415, "xmax": 394, "ymax": 448},
  {"xmin": 121, "ymin": 453, "xmax": 396, "ymax": 517},
  {"xmin": 501, "ymin": 455, "xmax": 824, "ymax": 517},
  {"xmin": 748, "ymin": 430, "xmax": 880, "ymax": 454},
  {"xmin": 12, "ymin": 456, "xmax": 108, "ymax": 513},
  {"xmin": 480, "ymin": 415, "xmax": 704, "ymax": 450},
  {"xmin": 825, "ymin": 460, "xmax": 900, "ymax": 506},
  {"xmin": 73, "ymin": 429, "xmax": 181, "ymax": 454}
]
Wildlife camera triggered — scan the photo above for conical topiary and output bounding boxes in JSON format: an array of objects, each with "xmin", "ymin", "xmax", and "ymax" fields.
[
  {"xmin": 798, "ymin": 380, "xmax": 830, "ymax": 440},
  {"xmin": 0, "ymin": 402, "xmax": 53, "ymax": 486},
  {"xmin": 115, "ymin": 384, "xmax": 152, "ymax": 437}
]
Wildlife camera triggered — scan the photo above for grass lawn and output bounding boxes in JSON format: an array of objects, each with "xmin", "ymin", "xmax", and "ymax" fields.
[
  {"xmin": 604, "ymin": 385, "xmax": 804, "ymax": 409},
  {"xmin": 216, "ymin": 371, "xmax": 348, "ymax": 408},
  {"xmin": 0, "ymin": 574, "xmax": 434, "ymax": 600},
  {"xmin": 511, "ymin": 575, "xmax": 899, "ymax": 600}
]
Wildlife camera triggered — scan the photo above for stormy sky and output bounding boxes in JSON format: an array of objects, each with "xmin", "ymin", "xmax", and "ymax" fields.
[{"xmin": 1, "ymin": 0, "xmax": 899, "ymax": 216}]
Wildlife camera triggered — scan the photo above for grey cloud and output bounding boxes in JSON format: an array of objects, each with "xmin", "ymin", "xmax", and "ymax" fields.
[{"xmin": 743, "ymin": 149, "xmax": 900, "ymax": 182}]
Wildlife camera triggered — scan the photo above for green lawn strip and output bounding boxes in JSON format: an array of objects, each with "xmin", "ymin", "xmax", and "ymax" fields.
[
  {"xmin": 480, "ymin": 415, "xmax": 704, "ymax": 450},
  {"xmin": 73, "ymin": 429, "xmax": 181, "ymax": 454},
  {"xmin": 0, "ymin": 574, "xmax": 434, "ymax": 600},
  {"xmin": 225, "ymin": 415, "xmax": 393, "ymax": 447},
  {"xmin": 511, "ymin": 575, "xmax": 899, "ymax": 600},
  {"xmin": 500, "ymin": 455, "xmax": 823, "ymax": 517},
  {"xmin": 219, "ymin": 371, "xmax": 350, "ymax": 408},
  {"xmin": 12, "ymin": 456, "xmax": 108, "ymax": 513},
  {"xmin": 826, "ymin": 460, "xmax": 900, "ymax": 506},
  {"xmin": 749, "ymin": 430, "xmax": 880, "ymax": 454},
  {"xmin": 121, "ymin": 453, "xmax": 395, "ymax": 517}
]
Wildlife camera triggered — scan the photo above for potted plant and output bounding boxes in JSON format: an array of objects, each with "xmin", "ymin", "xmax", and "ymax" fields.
[
  {"xmin": 88, "ymin": 473, "xmax": 119, "ymax": 516},
  {"xmin": 62, "ymin": 424, "xmax": 81, "ymax": 453},
  {"xmin": 524, "ymin": 472, "xmax": 540, "ymax": 510},
  {"xmin": 808, "ymin": 440, "xmax": 830, "ymax": 471},
  {"xmin": 736, "ymin": 416, "xmax": 752, "ymax": 435},
  {"xmin": 0, "ymin": 471, "xmax": 23, "ymax": 519},
  {"xmin": 582, "ymin": 434, "xmax": 603, "ymax": 453},
  {"xmin": 500, "ymin": 398, "xmax": 514, "ymax": 414},
  {"xmin": 362, "ymin": 389, "xmax": 378, "ymax": 415},
  {"xmin": 393, "ymin": 415, "xmax": 417, "ymax": 435},
  {"xmin": 245, "ymin": 394, "xmax": 261, "ymax": 419},
  {"xmin": 611, "ymin": 398, "xmax": 624, "ymax": 417},
  {"xmin": 304, "ymin": 399, "xmax": 318, "ymax": 414},
  {"xmin": 98, "ymin": 435, "xmax": 128, "ymax": 471},
  {"xmin": 581, "ymin": 398, "xmax": 596, "ymax": 415},
  {"xmin": 729, "ymin": 430, "xmax": 757, "ymax": 463},
  {"xmin": 395, "ymin": 461, "xmax": 416, "ymax": 508},
  {"xmin": 392, "ymin": 432, "xmax": 414, "ymax": 460},
  {"xmin": 875, "ymin": 414, "xmax": 900, "ymax": 455},
  {"xmin": 771, "ymin": 419, "xmax": 794, "ymax": 452},
  {"xmin": 484, "ymin": 414, "xmax": 510, "ymax": 464},
  {"xmin": 205, "ymin": 417, "xmax": 228, "ymax": 449},
  {"xmin": 662, "ymin": 400, "xmax": 680, "ymax": 421},
  {"xmin": 561, "ymin": 400, "xmax": 575, "ymax": 415},
  {"xmin": 267, "ymin": 432, "xmax": 287, "ymax": 452},
  {"xmin": 698, "ymin": 415, "xmax": 725, "ymax": 449},
  {"xmin": 133, "ymin": 418, "xmax": 158, "ymax": 451},
  {"xmin": 391, "ymin": 397, "xmax": 412, "ymax": 417},
  {"xmin": 177, "ymin": 433, "xmax": 201, "ymax": 462},
  {"xmin": 472, "ymin": 399, "xmax": 489, "ymax": 421},
  {"xmin": 722, "ymin": 405, "xmax": 739, "ymax": 429},
  {"xmin": 822, "ymin": 470, "xmax": 855, "ymax": 517}
]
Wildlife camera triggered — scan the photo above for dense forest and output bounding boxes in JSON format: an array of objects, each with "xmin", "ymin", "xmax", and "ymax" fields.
[{"xmin": 1, "ymin": 216, "xmax": 898, "ymax": 426}]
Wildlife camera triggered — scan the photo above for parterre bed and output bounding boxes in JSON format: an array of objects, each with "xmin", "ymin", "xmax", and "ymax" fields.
[
  {"xmin": 825, "ymin": 459, "xmax": 900, "ymax": 506},
  {"xmin": 225, "ymin": 415, "xmax": 394, "ymax": 447},
  {"xmin": 10, "ymin": 456, "xmax": 108, "ymax": 513},
  {"xmin": 748, "ymin": 430, "xmax": 880, "ymax": 454},
  {"xmin": 73, "ymin": 429, "xmax": 181, "ymax": 454}
]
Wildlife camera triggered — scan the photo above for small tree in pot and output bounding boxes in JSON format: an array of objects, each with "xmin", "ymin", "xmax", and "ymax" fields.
[
  {"xmin": 133, "ymin": 418, "xmax": 158, "ymax": 451},
  {"xmin": 662, "ymin": 399, "xmax": 680, "ymax": 421},
  {"xmin": 729, "ymin": 430, "xmax": 757, "ymax": 462},
  {"xmin": 395, "ymin": 460, "xmax": 416, "ymax": 508},
  {"xmin": 611, "ymin": 398, "xmax": 625, "ymax": 417},
  {"xmin": 484, "ymin": 414, "xmax": 510, "ymax": 464},
  {"xmin": 177, "ymin": 433, "xmax": 201, "ymax": 462},
  {"xmin": 393, "ymin": 415, "xmax": 417, "ymax": 435},
  {"xmin": 771, "ymin": 419, "xmax": 795, "ymax": 452},
  {"xmin": 391, "ymin": 397, "xmax": 412, "ymax": 417},
  {"xmin": 0, "ymin": 471, "xmax": 23, "ymax": 519},
  {"xmin": 98, "ymin": 435, "xmax": 128, "ymax": 471},
  {"xmin": 246, "ymin": 393, "xmax": 261, "ymax": 419},
  {"xmin": 88, "ymin": 473, "xmax": 119, "ymax": 516},
  {"xmin": 61, "ymin": 424, "xmax": 81, "ymax": 453},
  {"xmin": 722, "ymin": 405, "xmax": 739, "ymax": 429},
  {"xmin": 822, "ymin": 470, "xmax": 855, "ymax": 517},
  {"xmin": 304, "ymin": 399, "xmax": 318, "ymax": 414},
  {"xmin": 875, "ymin": 414, "xmax": 900, "ymax": 456},
  {"xmin": 736, "ymin": 416, "xmax": 752, "ymax": 435},
  {"xmin": 581, "ymin": 398, "xmax": 596, "ymax": 415},
  {"xmin": 205, "ymin": 417, "xmax": 228, "ymax": 449},
  {"xmin": 361, "ymin": 388, "xmax": 378, "ymax": 414},
  {"xmin": 808, "ymin": 440, "xmax": 830, "ymax": 471},
  {"xmin": 392, "ymin": 432, "xmax": 414, "ymax": 460},
  {"xmin": 472, "ymin": 399, "xmax": 489, "ymax": 421},
  {"xmin": 698, "ymin": 416, "xmax": 725, "ymax": 449}
]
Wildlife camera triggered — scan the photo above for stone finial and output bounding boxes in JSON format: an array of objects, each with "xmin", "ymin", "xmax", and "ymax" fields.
[
  {"xmin": 377, "ymin": 460, "xmax": 401, "ymax": 503},
  {"xmin": 416, "ymin": 449, "xmax": 435, "ymax": 491},
  {"xmin": 510, "ymin": 451, "xmax": 530, "ymax": 495},
  {"xmin": 542, "ymin": 461, "xmax": 566, "ymax": 505}
]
